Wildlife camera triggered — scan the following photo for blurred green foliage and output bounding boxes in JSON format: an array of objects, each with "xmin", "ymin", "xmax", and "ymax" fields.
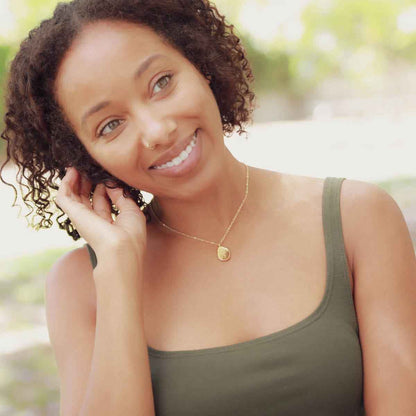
[
  {"xmin": 215, "ymin": 0, "xmax": 416, "ymax": 95},
  {"xmin": 292, "ymin": 0, "xmax": 416, "ymax": 91},
  {"xmin": 0, "ymin": 247, "xmax": 69, "ymax": 331},
  {"xmin": 1, "ymin": 346, "xmax": 59, "ymax": 414},
  {"xmin": 0, "ymin": 247, "xmax": 68, "ymax": 414}
]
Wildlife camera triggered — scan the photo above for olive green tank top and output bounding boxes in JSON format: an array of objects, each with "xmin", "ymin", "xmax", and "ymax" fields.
[{"xmin": 85, "ymin": 177, "xmax": 365, "ymax": 415}]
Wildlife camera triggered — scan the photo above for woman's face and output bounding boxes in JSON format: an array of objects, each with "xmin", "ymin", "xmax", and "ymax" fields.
[{"xmin": 54, "ymin": 20, "xmax": 225, "ymax": 196}]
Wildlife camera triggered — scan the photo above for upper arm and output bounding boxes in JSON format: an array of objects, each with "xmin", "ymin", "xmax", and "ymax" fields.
[
  {"xmin": 45, "ymin": 246, "xmax": 96, "ymax": 416},
  {"xmin": 342, "ymin": 179, "xmax": 416, "ymax": 415}
]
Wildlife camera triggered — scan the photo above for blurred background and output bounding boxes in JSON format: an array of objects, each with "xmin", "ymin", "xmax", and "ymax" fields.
[{"xmin": 0, "ymin": 0, "xmax": 415, "ymax": 414}]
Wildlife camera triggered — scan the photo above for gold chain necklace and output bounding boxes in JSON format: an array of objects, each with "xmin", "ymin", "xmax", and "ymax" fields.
[{"xmin": 148, "ymin": 164, "xmax": 249, "ymax": 262}]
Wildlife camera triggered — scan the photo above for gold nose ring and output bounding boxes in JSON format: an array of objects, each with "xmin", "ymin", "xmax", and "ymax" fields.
[{"xmin": 144, "ymin": 142, "xmax": 156, "ymax": 150}]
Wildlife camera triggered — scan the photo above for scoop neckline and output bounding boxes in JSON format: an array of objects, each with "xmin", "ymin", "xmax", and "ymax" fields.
[
  {"xmin": 147, "ymin": 261, "xmax": 333, "ymax": 358},
  {"xmin": 147, "ymin": 177, "xmax": 335, "ymax": 358}
]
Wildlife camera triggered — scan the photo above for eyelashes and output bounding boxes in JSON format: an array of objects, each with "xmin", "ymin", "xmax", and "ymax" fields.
[
  {"xmin": 96, "ymin": 73, "xmax": 174, "ymax": 138},
  {"xmin": 152, "ymin": 73, "xmax": 173, "ymax": 95},
  {"xmin": 98, "ymin": 119, "xmax": 125, "ymax": 137}
]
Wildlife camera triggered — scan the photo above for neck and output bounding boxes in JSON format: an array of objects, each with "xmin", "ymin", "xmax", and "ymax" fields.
[{"xmin": 149, "ymin": 151, "xmax": 250, "ymax": 242}]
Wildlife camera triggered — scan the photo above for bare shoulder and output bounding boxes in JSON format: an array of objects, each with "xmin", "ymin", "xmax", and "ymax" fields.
[
  {"xmin": 273, "ymin": 170, "xmax": 325, "ymax": 197},
  {"xmin": 45, "ymin": 245, "xmax": 96, "ymax": 323},
  {"xmin": 267, "ymin": 171, "xmax": 360, "ymax": 287},
  {"xmin": 334, "ymin": 177, "xmax": 405, "ymax": 270},
  {"xmin": 45, "ymin": 245, "xmax": 97, "ymax": 415},
  {"xmin": 336, "ymin": 180, "xmax": 416, "ymax": 412},
  {"xmin": 252, "ymin": 168, "xmax": 325, "ymax": 208}
]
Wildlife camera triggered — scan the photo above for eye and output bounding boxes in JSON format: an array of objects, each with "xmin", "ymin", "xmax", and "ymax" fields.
[
  {"xmin": 97, "ymin": 119, "xmax": 124, "ymax": 137},
  {"xmin": 152, "ymin": 74, "xmax": 173, "ymax": 95}
]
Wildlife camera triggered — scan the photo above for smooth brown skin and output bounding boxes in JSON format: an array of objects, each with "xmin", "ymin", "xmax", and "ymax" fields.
[{"xmin": 46, "ymin": 20, "xmax": 416, "ymax": 416}]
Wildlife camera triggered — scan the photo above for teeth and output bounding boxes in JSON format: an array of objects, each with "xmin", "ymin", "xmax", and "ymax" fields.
[{"xmin": 153, "ymin": 132, "xmax": 197, "ymax": 170}]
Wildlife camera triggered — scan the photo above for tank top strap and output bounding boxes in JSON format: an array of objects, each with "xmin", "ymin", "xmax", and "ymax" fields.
[
  {"xmin": 322, "ymin": 177, "xmax": 348, "ymax": 278},
  {"xmin": 322, "ymin": 176, "xmax": 359, "ymax": 332},
  {"xmin": 85, "ymin": 242, "xmax": 98, "ymax": 269}
]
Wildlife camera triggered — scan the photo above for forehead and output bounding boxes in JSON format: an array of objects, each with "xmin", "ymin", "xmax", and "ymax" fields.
[
  {"xmin": 55, "ymin": 20, "xmax": 183, "ymax": 101},
  {"xmin": 67, "ymin": 20, "xmax": 174, "ymax": 61}
]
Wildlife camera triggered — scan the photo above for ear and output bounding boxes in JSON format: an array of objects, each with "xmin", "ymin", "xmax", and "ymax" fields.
[{"xmin": 205, "ymin": 74, "xmax": 212, "ymax": 84}]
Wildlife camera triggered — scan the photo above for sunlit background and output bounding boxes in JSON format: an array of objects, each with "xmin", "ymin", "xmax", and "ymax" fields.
[{"xmin": 0, "ymin": 0, "xmax": 415, "ymax": 414}]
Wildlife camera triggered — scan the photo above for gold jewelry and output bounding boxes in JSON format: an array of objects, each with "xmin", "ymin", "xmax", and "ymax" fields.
[
  {"xmin": 144, "ymin": 142, "xmax": 156, "ymax": 150},
  {"xmin": 148, "ymin": 164, "xmax": 249, "ymax": 262}
]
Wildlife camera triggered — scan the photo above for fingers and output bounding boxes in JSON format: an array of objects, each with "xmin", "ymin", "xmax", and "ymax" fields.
[
  {"xmin": 56, "ymin": 168, "xmax": 147, "ymax": 253},
  {"xmin": 106, "ymin": 186, "xmax": 141, "ymax": 214},
  {"xmin": 79, "ymin": 172, "xmax": 93, "ymax": 207},
  {"xmin": 55, "ymin": 167, "xmax": 112, "ymax": 245},
  {"xmin": 55, "ymin": 167, "xmax": 79, "ymax": 211},
  {"xmin": 92, "ymin": 183, "xmax": 113, "ymax": 222}
]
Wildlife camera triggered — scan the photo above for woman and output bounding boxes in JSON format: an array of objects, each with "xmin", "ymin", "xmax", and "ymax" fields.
[{"xmin": 1, "ymin": 0, "xmax": 415, "ymax": 415}]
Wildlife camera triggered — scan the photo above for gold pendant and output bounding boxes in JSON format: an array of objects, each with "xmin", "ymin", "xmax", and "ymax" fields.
[{"xmin": 217, "ymin": 245, "xmax": 231, "ymax": 262}]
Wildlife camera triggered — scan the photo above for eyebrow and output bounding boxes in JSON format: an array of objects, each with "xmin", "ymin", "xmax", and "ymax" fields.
[{"xmin": 81, "ymin": 53, "xmax": 166, "ymax": 129}]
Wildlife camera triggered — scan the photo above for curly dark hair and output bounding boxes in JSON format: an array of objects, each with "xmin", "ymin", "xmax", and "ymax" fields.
[{"xmin": 0, "ymin": 0, "xmax": 256, "ymax": 241}]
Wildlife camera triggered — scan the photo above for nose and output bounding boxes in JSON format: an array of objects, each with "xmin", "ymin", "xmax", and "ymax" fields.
[{"xmin": 136, "ymin": 108, "xmax": 177, "ymax": 149}]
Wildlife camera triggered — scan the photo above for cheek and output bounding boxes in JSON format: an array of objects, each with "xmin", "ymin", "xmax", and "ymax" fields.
[
  {"xmin": 173, "ymin": 76, "xmax": 218, "ymax": 119},
  {"xmin": 113, "ymin": 146, "xmax": 138, "ymax": 169},
  {"xmin": 91, "ymin": 142, "xmax": 138, "ymax": 177},
  {"xmin": 173, "ymin": 87, "xmax": 203, "ymax": 115}
]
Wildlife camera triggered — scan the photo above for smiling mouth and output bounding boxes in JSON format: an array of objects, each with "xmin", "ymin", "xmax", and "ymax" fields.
[{"xmin": 149, "ymin": 130, "xmax": 198, "ymax": 169}]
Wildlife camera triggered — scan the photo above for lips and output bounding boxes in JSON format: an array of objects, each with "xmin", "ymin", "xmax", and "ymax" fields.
[{"xmin": 149, "ymin": 130, "xmax": 198, "ymax": 169}]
